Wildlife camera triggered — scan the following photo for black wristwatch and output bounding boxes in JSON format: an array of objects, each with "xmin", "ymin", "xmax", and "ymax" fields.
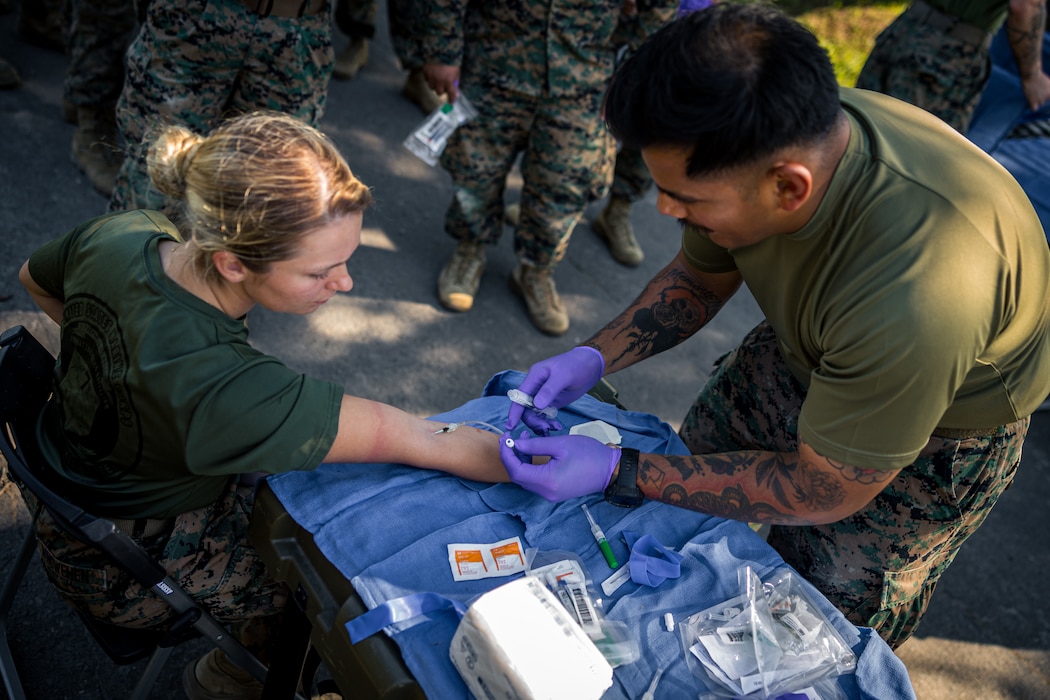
[{"xmin": 604, "ymin": 447, "xmax": 643, "ymax": 508}]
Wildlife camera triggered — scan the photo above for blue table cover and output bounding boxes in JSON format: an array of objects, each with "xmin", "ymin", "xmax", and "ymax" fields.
[
  {"xmin": 268, "ymin": 370, "xmax": 915, "ymax": 699},
  {"xmin": 968, "ymin": 28, "xmax": 1050, "ymax": 240}
]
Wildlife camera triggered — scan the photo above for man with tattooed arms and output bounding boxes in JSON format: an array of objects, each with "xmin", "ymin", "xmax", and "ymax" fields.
[{"xmin": 498, "ymin": 4, "xmax": 1050, "ymax": 649}]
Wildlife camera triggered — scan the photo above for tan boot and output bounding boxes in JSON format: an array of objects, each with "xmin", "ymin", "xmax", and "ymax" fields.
[
  {"xmin": 438, "ymin": 240, "xmax": 486, "ymax": 312},
  {"xmin": 182, "ymin": 648, "xmax": 263, "ymax": 700},
  {"xmin": 509, "ymin": 265, "xmax": 569, "ymax": 336},
  {"xmin": 332, "ymin": 36, "xmax": 368, "ymax": 80},
  {"xmin": 592, "ymin": 196, "xmax": 643, "ymax": 267},
  {"xmin": 402, "ymin": 67, "xmax": 444, "ymax": 115},
  {"xmin": 71, "ymin": 105, "xmax": 124, "ymax": 198}
]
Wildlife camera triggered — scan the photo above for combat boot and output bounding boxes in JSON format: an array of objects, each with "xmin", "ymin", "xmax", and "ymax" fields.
[
  {"xmin": 71, "ymin": 105, "xmax": 124, "ymax": 198},
  {"xmin": 438, "ymin": 240, "xmax": 486, "ymax": 312},
  {"xmin": 592, "ymin": 195, "xmax": 644, "ymax": 267},
  {"xmin": 509, "ymin": 265, "xmax": 569, "ymax": 336},
  {"xmin": 183, "ymin": 649, "xmax": 263, "ymax": 700},
  {"xmin": 333, "ymin": 36, "xmax": 368, "ymax": 80},
  {"xmin": 402, "ymin": 67, "xmax": 444, "ymax": 115}
]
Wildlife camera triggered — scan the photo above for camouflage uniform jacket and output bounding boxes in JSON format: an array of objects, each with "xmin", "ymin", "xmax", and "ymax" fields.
[{"xmin": 419, "ymin": 0, "xmax": 676, "ymax": 97}]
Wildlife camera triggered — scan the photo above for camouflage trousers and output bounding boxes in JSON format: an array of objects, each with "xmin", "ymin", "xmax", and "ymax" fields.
[
  {"xmin": 28, "ymin": 479, "xmax": 288, "ymax": 658},
  {"xmin": 609, "ymin": 146, "xmax": 653, "ymax": 203},
  {"xmin": 64, "ymin": 0, "xmax": 137, "ymax": 109},
  {"xmin": 333, "ymin": 0, "xmax": 422, "ymax": 69},
  {"xmin": 109, "ymin": 0, "xmax": 333, "ymax": 212},
  {"xmin": 678, "ymin": 321, "xmax": 1028, "ymax": 649},
  {"xmin": 855, "ymin": 0, "xmax": 992, "ymax": 133},
  {"xmin": 17, "ymin": 0, "xmax": 66, "ymax": 51},
  {"xmin": 333, "ymin": 0, "xmax": 375, "ymax": 39},
  {"xmin": 441, "ymin": 83, "xmax": 615, "ymax": 268}
]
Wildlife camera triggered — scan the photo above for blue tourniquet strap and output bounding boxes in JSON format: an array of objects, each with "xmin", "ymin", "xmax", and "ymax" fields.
[
  {"xmin": 623, "ymin": 530, "xmax": 684, "ymax": 587},
  {"xmin": 346, "ymin": 592, "xmax": 468, "ymax": 644}
]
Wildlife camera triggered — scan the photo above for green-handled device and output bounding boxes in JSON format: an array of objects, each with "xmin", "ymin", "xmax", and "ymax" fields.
[{"xmin": 581, "ymin": 503, "xmax": 619, "ymax": 569}]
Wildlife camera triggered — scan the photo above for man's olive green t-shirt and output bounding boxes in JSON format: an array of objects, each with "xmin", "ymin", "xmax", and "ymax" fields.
[
  {"xmin": 682, "ymin": 88, "xmax": 1050, "ymax": 470},
  {"xmin": 28, "ymin": 210, "xmax": 343, "ymax": 518}
]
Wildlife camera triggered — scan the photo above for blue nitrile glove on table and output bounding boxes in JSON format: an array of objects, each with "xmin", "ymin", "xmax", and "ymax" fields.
[
  {"xmin": 500, "ymin": 431, "xmax": 620, "ymax": 502},
  {"xmin": 505, "ymin": 346, "xmax": 605, "ymax": 431}
]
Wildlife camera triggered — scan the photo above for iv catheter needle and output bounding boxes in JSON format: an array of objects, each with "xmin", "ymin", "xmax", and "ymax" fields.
[{"xmin": 581, "ymin": 503, "xmax": 618, "ymax": 569}]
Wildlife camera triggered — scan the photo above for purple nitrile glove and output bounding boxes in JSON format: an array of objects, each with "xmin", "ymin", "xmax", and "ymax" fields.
[
  {"xmin": 519, "ymin": 411, "xmax": 563, "ymax": 437},
  {"xmin": 505, "ymin": 346, "xmax": 605, "ymax": 430},
  {"xmin": 500, "ymin": 432, "xmax": 620, "ymax": 503}
]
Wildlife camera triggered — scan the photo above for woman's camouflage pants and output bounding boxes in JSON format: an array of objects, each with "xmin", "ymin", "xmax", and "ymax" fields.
[{"xmin": 29, "ymin": 479, "xmax": 287, "ymax": 658}]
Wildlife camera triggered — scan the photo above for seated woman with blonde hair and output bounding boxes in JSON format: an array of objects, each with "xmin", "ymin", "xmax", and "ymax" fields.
[{"xmin": 18, "ymin": 111, "xmax": 508, "ymax": 699}]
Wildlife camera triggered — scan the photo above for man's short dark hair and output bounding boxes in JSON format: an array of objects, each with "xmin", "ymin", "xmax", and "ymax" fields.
[{"xmin": 604, "ymin": 3, "xmax": 841, "ymax": 176}]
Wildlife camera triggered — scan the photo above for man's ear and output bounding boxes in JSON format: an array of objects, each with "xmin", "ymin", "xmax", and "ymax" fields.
[
  {"xmin": 213, "ymin": 250, "xmax": 247, "ymax": 283},
  {"xmin": 770, "ymin": 162, "xmax": 813, "ymax": 213}
]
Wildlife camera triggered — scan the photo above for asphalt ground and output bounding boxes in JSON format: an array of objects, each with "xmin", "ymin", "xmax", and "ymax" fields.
[{"xmin": 1, "ymin": 3, "xmax": 1048, "ymax": 698}]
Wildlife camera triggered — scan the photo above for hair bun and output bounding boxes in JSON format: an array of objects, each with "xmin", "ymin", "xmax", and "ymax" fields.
[{"xmin": 147, "ymin": 124, "xmax": 204, "ymax": 199}]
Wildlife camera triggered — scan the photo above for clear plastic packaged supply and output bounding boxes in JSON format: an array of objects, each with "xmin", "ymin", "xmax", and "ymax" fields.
[
  {"xmin": 403, "ymin": 94, "xmax": 478, "ymax": 166},
  {"xmin": 525, "ymin": 548, "xmax": 640, "ymax": 668},
  {"xmin": 678, "ymin": 566, "xmax": 857, "ymax": 700}
]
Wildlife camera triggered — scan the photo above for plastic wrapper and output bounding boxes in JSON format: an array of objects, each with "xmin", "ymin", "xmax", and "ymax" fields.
[
  {"xmin": 525, "ymin": 548, "xmax": 640, "ymax": 667},
  {"xmin": 678, "ymin": 566, "xmax": 856, "ymax": 699},
  {"xmin": 402, "ymin": 94, "xmax": 478, "ymax": 166}
]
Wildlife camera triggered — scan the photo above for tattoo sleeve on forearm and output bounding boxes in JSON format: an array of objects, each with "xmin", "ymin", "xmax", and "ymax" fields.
[
  {"xmin": 1007, "ymin": 6, "xmax": 1046, "ymax": 77},
  {"xmin": 605, "ymin": 267, "xmax": 725, "ymax": 365},
  {"xmin": 661, "ymin": 482, "xmax": 794, "ymax": 523},
  {"xmin": 821, "ymin": 458, "xmax": 897, "ymax": 486},
  {"xmin": 641, "ymin": 450, "xmax": 863, "ymax": 524},
  {"xmin": 754, "ymin": 454, "xmax": 846, "ymax": 512}
]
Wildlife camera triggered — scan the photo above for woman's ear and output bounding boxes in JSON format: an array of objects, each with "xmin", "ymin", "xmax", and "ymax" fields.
[
  {"xmin": 213, "ymin": 250, "xmax": 247, "ymax": 283},
  {"xmin": 770, "ymin": 162, "xmax": 813, "ymax": 213}
]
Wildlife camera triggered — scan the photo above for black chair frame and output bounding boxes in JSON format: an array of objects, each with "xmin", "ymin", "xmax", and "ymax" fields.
[{"xmin": 0, "ymin": 325, "xmax": 271, "ymax": 699}]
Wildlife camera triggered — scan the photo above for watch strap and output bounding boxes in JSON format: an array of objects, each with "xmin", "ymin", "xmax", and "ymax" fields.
[{"xmin": 605, "ymin": 447, "xmax": 642, "ymax": 507}]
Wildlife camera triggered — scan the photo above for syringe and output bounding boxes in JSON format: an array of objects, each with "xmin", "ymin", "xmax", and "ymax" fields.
[
  {"xmin": 507, "ymin": 389, "xmax": 558, "ymax": 419},
  {"xmin": 581, "ymin": 503, "xmax": 618, "ymax": 569}
]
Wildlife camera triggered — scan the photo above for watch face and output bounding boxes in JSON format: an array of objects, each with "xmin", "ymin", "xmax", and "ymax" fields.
[
  {"xmin": 605, "ymin": 448, "xmax": 643, "ymax": 507},
  {"xmin": 605, "ymin": 483, "xmax": 643, "ymax": 508}
]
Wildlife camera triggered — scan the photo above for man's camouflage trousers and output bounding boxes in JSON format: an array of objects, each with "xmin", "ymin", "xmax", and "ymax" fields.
[
  {"xmin": 108, "ymin": 0, "xmax": 333, "ymax": 212},
  {"xmin": 678, "ymin": 321, "xmax": 1027, "ymax": 648}
]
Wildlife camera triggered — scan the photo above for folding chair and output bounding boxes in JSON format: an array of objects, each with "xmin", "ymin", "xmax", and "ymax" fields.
[{"xmin": 0, "ymin": 325, "xmax": 271, "ymax": 699}]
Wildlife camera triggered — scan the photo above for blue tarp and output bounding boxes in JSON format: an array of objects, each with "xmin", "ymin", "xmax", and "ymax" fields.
[{"xmin": 269, "ymin": 371, "xmax": 915, "ymax": 699}]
